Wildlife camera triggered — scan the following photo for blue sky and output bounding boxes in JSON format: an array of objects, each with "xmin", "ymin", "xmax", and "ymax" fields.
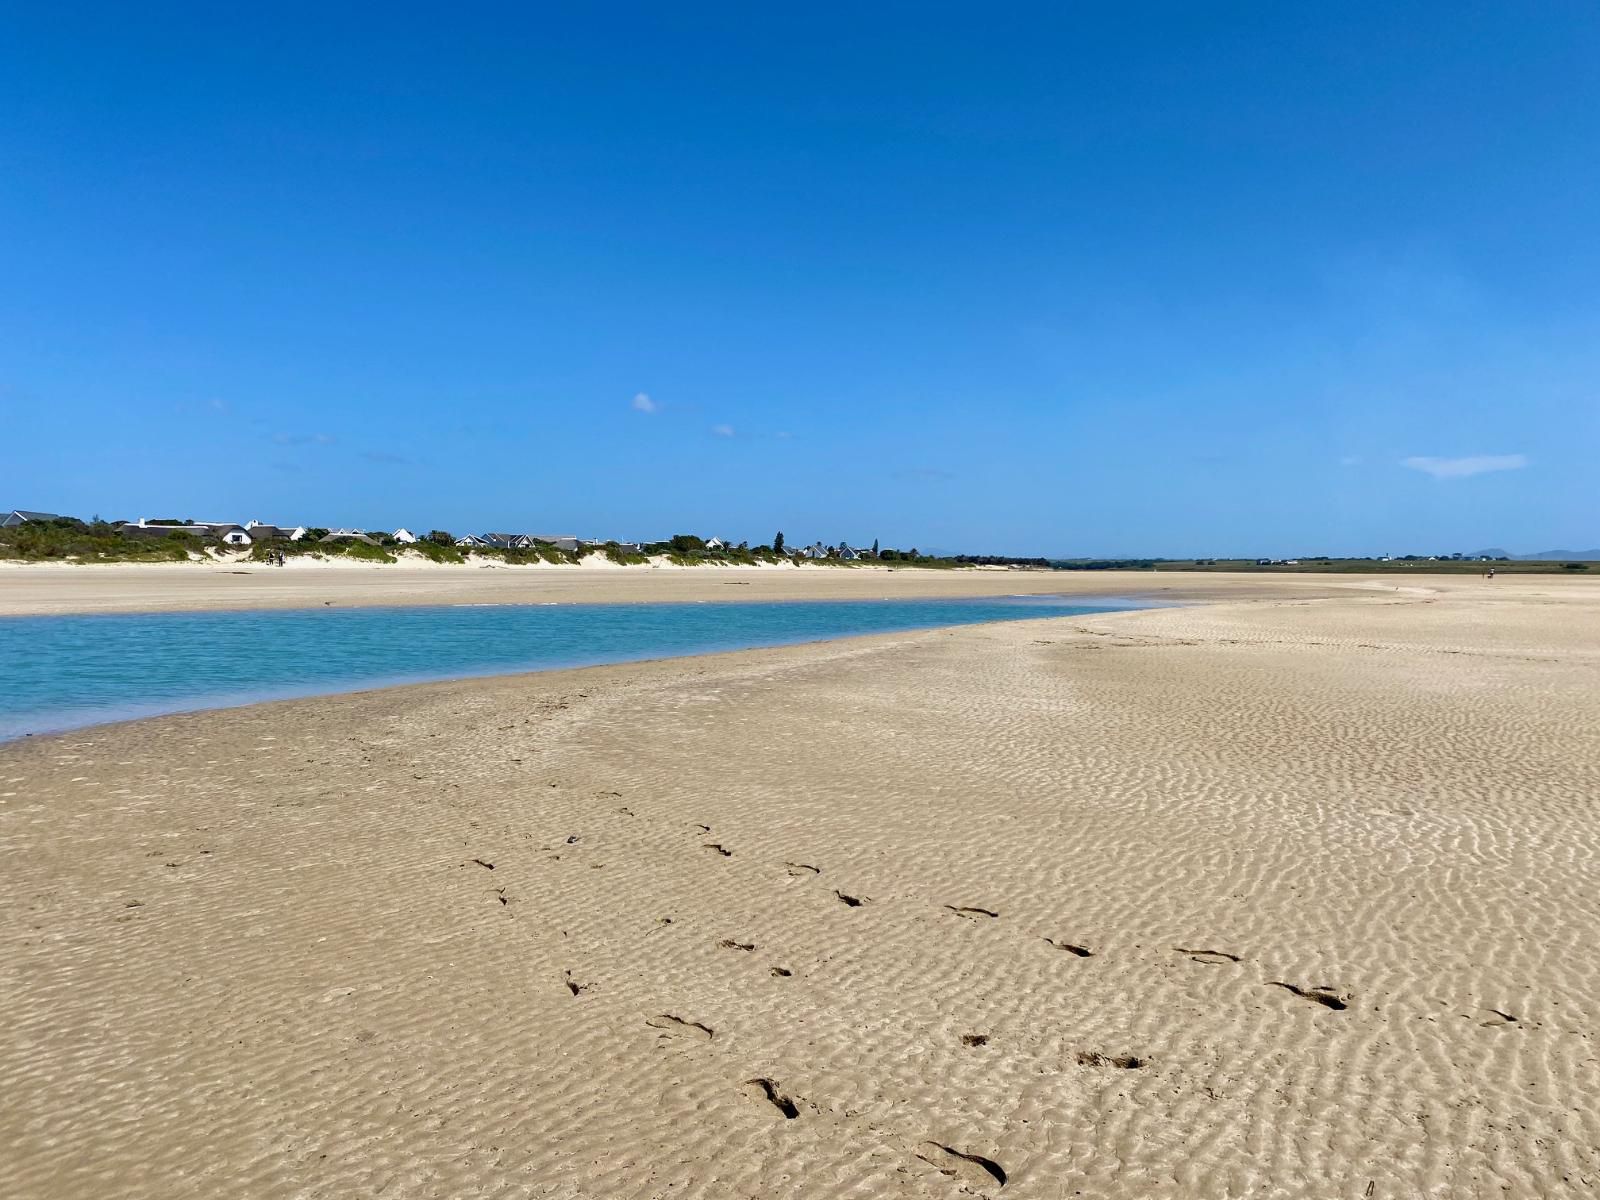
[{"xmin": 3, "ymin": 3, "xmax": 1597, "ymax": 556}]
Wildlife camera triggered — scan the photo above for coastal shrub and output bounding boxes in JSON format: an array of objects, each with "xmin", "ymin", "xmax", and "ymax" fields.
[
  {"xmin": 0, "ymin": 519, "xmax": 193, "ymax": 563},
  {"xmin": 332, "ymin": 540, "xmax": 397, "ymax": 564},
  {"xmin": 600, "ymin": 542, "xmax": 647, "ymax": 565},
  {"xmin": 408, "ymin": 539, "xmax": 463, "ymax": 564}
]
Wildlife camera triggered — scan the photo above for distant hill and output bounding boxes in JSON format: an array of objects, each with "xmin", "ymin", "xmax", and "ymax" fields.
[
  {"xmin": 1519, "ymin": 549, "xmax": 1600, "ymax": 561},
  {"xmin": 1472, "ymin": 548, "xmax": 1600, "ymax": 561}
]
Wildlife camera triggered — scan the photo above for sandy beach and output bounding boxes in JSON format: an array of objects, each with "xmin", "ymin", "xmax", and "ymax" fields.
[
  {"xmin": 4, "ymin": 575, "xmax": 1599, "ymax": 1198},
  {"xmin": 0, "ymin": 561, "xmax": 1359, "ymax": 617}
]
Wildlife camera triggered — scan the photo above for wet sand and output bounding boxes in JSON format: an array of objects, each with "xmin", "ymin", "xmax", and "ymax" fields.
[{"xmin": 3, "ymin": 576, "xmax": 1598, "ymax": 1198}]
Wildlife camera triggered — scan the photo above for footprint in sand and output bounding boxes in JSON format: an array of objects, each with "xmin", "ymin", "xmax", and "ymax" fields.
[
  {"xmin": 961, "ymin": 1033, "xmax": 990, "ymax": 1047},
  {"xmin": 742, "ymin": 1077, "xmax": 800, "ymax": 1119},
  {"xmin": 1174, "ymin": 947, "xmax": 1241, "ymax": 964},
  {"xmin": 785, "ymin": 862, "xmax": 821, "ymax": 877},
  {"xmin": 944, "ymin": 905, "xmax": 999, "ymax": 920},
  {"xmin": 563, "ymin": 970, "xmax": 594, "ymax": 997},
  {"xmin": 834, "ymin": 890, "xmax": 868, "ymax": 907},
  {"xmin": 1269, "ymin": 981, "xmax": 1349, "ymax": 1011},
  {"xmin": 718, "ymin": 938, "xmax": 755, "ymax": 951},
  {"xmin": 1480, "ymin": 1008, "xmax": 1519, "ymax": 1027},
  {"xmin": 1077, "ymin": 1050, "xmax": 1145, "ymax": 1069},
  {"xmin": 916, "ymin": 1142, "xmax": 1007, "ymax": 1190},
  {"xmin": 647, "ymin": 1014, "xmax": 714, "ymax": 1041},
  {"xmin": 704, "ymin": 843, "xmax": 732, "ymax": 857},
  {"xmin": 1045, "ymin": 938, "xmax": 1093, "ymax": 957}
]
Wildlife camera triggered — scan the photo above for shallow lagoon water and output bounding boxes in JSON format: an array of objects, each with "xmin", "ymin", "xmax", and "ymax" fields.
[{"xmin": 0, "ymin": 594, "xmax": 1139, "ymax": 740}]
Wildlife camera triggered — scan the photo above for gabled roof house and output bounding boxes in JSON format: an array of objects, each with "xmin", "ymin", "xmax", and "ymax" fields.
[{"xmin": 1, "ymin": 510, "xmax": 62, "ymax": 527}]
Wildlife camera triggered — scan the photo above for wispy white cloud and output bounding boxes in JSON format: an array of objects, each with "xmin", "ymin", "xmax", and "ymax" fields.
[
  {"xmin": 631, "ymin": 392, "xmax": 658, "ymax": 414},
  {"xmin": 1402, "ymin": 454, "xmax": 1528, "ymax": 480},
  {"xmin": 1339, "ymin": 455, "xmax": 1362, "ymax": 467},
  {"xmin": 711, "ymin": 423, "xmax": 735, "ymax": 437}
]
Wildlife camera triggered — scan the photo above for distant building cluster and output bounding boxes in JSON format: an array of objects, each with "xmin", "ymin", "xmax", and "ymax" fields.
[{"xmin": 1, "ymin": 511, "xmax": 898, "ymax": 562}]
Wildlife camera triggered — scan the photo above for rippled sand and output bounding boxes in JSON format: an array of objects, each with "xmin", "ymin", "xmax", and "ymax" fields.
[{"xmin": 4, "ymin": 578, "xmax": 1598, "ymax": 1198}]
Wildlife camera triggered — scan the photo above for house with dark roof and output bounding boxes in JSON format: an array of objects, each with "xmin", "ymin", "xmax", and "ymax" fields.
[
  {"xmin": 483, "ymin": 532, "xmax": 531, "ymax": 550},
  {"xmin": 1, "ymin": 510, "xmax": 63, "ymax": 527},
  {"xmin": 245, "ymin": 520, "xmax": 308, "ymax": 541},
  {"xmin": 484, "ymin": 532, "xmax": 580, "ymax": 552}
]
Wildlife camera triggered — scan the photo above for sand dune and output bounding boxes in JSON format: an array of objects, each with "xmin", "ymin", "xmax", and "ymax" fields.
[{"xmin": 3, "ymin": 577, "xmax": 1598, "ymax": 1197}]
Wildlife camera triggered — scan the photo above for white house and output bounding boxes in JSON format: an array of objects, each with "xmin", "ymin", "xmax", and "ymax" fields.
[
  {"xmin": 216, "ymin": 525, "xmax": 253, "ymax": 546},
  {"xmin": 456, "ymin": 533, "xmax": 490, "ymax": 547},
  {"xmin": 704, "ymin": 537, "xmax": 729, "ymax": 551},
  {"xmin": 392, "ymin": 527, "xmax": 418, "ymax": 544}
]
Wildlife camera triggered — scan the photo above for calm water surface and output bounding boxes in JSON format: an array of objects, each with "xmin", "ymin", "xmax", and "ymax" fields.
[{"xmin": 0, "ymin": 595, "xmax": 1140, "ymax": 740}]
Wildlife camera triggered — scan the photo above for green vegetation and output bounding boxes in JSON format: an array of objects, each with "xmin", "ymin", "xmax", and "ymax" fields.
[
  {"xmin": 464, "ymin": 543, "xmax": 580, "ymax": 566},
  {"xmin": 13, "ymin": 512, "xmax": 1594, "ymax": 576},
  {"xmin": 408, "ymin": 538, "xmax": 464, "ymax": 564},
  {"xmin": 591, "ymin": 541, "xmax": 648, "ymax": 565},
  {"xmin": 644, "ymin": 535, "xmax": 789, "ymax": 566},
  {"xmin": 249, "ymin": 537, "xmax": 399, "ymax": 564},
  {"xmin": 0, "ymin": 518, "xmax": 195, "ymax": 562},
  {"xmin": 334, "ymin": 540, "xmax": 397, "ymax": 563}
]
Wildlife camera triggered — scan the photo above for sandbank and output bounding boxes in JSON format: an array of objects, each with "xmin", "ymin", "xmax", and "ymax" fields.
[
  {"xmin": 0, "ymin": 561, "xmax": 1354, "ymax": 617},
  {"xmin": 3, "ymin": 575, "xmax": 1598, "ymax": 1197}
]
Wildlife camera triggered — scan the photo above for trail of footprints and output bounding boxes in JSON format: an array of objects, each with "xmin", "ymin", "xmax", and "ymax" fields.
[{"xmin": 491, "ymin": 799, "xmax": 1416, "ymax": 1194}]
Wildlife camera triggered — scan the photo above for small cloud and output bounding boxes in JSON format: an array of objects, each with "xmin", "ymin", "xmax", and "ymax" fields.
[
  {"xmin": 1402, "ymin": 454, "xmax": 1528, "ymax": 480},
  {"xmin": 361, "ymin": 450, "xmax": 410, "ymax": 465},
  {"xmin": 776, "ymin": 431, "xmax": 793, "ymax": 440},
  {"xmin": 1339, "ymin": 455, "xmax": 1362, "ymax": 467},
  {"xmin": 632, "ymin": 392, "xmax": 659, "ymax": 414},
  {"xmin": 711, "ymin": 423, "xmax": 735, "ymax": 437},
  {"xmin": 273, "ymin": 432, "xmax": 336, "ymax": 446},
  {"xmin": 208, "ymin": 398, "xmax": 230, "ymax": 413}
]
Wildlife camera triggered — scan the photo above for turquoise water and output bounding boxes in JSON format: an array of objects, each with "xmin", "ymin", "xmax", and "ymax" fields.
[{"xmin": 0, "ymin": 595, "xmax": 1137, "ymax": 741}]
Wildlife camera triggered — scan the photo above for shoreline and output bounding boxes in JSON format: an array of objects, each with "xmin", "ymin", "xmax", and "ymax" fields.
[
  {"xmin": 1, "ymin": 562, "xmax": 1395, "ymax": 617},
  {"xmin": 6, "ymin": 577, "xmax": 1598, "ymax": 1197},
  {"xmin": 0, "ymin": 595, "xmax": 1155, "ymax": 745}
]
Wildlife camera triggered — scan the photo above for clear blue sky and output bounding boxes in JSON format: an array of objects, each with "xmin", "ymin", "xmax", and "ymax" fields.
[{"xmin": 3, "ymin": 3, "xmax": 1597, "ymax": 556}]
